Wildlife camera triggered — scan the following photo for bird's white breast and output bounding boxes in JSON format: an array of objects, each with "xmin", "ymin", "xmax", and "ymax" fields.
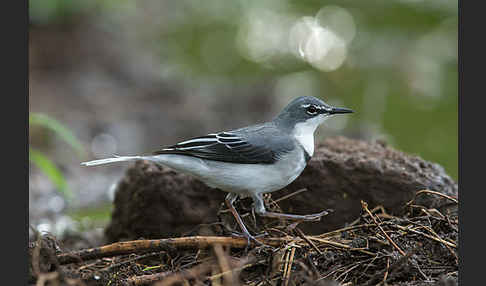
[{"xmin": 292, "ymin": 115, "xmax": 325, "ymax": 157}]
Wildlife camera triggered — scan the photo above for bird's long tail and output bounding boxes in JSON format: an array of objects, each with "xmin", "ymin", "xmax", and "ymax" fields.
[{"xmin": 81, "ymin": 155, "xmax": 143, "ymax": 167}]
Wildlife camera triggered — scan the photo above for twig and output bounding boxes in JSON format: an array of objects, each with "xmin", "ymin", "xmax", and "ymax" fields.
[
  {"xmin": 57, "ymin": 236, "xmax": 287, "ymax": 264},
  {"xmin": 335, "ymin": 262, "xmax": 361, "ymax": 283},
  {"xmin": 406, "ymin": 189, "xmax": 458, "ymax": 207},
  {"xmin": 422, "ymin": 225, "xmax": 458, "ymax": 264},
  {"xmin": 295, "ymin": 228, "xmax": 323, "ymax": 255},
  {"xmin": 307, "ymin": 236, "xmax": 376, "ymax": 256},
  {"xmin": 208, "ymin": 260, "xmax": 263, "ymax": 281},
  {"xmin": 125, "ymin": 271, "xmax": 172, "ymax": 286},
  {"xmin": 282, "ymin": 246, "xmax": 296, "ymax": 286},
  {"xmin": 101, "ymin": 252, "xmax": 162, "ymax": 272},
  {"xmin": 213, "ymin": 244, "xmax": 234, "ymax": 285},
  {"xmin": 281, "ymin": 246, "xmax": 290, "ymax": 283},
  {"xmin": 382, "ymin": 257, "xmax": 390, "ymax": 284},
  {"xmin": 391, "ymin": 225, "xmax": 457, "ymax": 248},
  {"xmin": 364, "ymin": 250, "xmax": 415, "ymax": 286},
  {"xmin": 36, "ymin": 272, "xmax": 59, "ymax": 286},
  {"xmin": 317, "ymin": 223, "xmax": 376, "ymax": 238},
  {"xmin": 347, "ymin": 205, "xmax": 391, "ymax": 227},
  {"xmin": 361, "ymin": 201, "xmax": 406, "ymax": 256},
  {"xmin": 154, "ymin": 262, "xmax": 212, "ymax": 286}
]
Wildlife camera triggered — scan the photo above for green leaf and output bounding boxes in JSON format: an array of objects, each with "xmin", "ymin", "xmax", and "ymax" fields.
[
  {"xmin": 29, "ymin": 148, "xmax": 74, "ymax": 202},
  {"xmin": 29, "ymin": 113, "xmax": 86, "ymax": 159}
]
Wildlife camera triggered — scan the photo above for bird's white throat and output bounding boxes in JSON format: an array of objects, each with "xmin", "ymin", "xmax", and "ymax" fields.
[{"xmin": 292, "ymin": 115, "xmax": 326, "ymax": 156}]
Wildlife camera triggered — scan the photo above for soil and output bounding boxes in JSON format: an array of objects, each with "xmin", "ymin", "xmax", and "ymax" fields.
[{"xmin": 29, "ymin": 192, "xmax": 458, "ymax": 286}]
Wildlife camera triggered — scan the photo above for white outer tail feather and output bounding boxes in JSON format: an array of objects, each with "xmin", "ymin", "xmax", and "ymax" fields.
[{"xmin": 81, "ymin": 155, "xmax": 143, "ymax": 166}]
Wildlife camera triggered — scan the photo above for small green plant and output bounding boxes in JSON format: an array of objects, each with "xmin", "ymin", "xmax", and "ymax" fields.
[{"xmin": 29, "ymin": 113, "xmax": 86, "ymax": 202}]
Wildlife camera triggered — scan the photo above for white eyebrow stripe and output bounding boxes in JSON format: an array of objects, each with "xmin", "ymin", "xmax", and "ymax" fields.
[{"xmin": 302, "ymin": 104, "xmax": 327, "ymax": 110}]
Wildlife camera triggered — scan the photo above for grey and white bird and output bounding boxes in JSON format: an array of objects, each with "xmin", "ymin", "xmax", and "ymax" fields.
[{"xmin": 81, "ymin": 96, "xmax": 353, "ymax": 243}]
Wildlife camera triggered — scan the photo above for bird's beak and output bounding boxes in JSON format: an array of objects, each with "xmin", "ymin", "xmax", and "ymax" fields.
[{"xmin": 329, "ymin": 107, "xmax": 354, "ymax": 115}]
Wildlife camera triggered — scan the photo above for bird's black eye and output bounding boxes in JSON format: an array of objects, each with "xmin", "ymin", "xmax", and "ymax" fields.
[{"xmin": 306, "ymin": 105, "xmax": 318, "ymax": 115}]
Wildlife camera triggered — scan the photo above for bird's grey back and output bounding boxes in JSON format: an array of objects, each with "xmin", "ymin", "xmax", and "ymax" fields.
[
  {"xmin": 231, "ymin": 122, "xmax": 296, "ymax": 162},
  {"xmin": 154, "ymin": 121, "xmax": 296, "ymax": 164}
]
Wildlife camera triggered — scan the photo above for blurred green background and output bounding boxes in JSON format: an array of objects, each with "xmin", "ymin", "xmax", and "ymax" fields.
[{"xmin": 29, "ymin": 0, "xmax": 457, "ymax": 237}]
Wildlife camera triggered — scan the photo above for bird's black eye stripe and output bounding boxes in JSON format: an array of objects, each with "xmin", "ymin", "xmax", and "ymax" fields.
[{"xmin": 306, "ymin": 105, "xmax": 318, "ymax": 115}]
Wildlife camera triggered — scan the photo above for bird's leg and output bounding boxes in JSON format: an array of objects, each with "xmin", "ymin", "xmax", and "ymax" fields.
[
  {"xmin": 252, "ymin": 193, "xmax": 332, "ymax": 221},
  {"xmin": 224, "ymin": 193, "xmax": 262, "ymax": 246}
]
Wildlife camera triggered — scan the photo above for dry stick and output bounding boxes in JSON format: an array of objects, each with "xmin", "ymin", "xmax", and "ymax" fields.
[
  {"xmin": 318, "ymin": 262, "xmax": 357, "ymax": 281},
  {"xmin": 335, "ymin": 262, "xmax": 362, "ymax": 283},
  {"xmin": 361, "ymin": 200, "xmax": 406, "ymax": 256},
  {"xmin": 212, "ymin": 244, "xmax": 234, "ymax": 285},
  {"xmin": 208, "ymin": 260, "xmax": 263, "ymax": 281},
  {"xmin": 347, "ymin": 205, "xmax": 390, "ymax": 227},
  {"xmin": 295, "ymin": 227, "xmax": 323, "ymax": 255},
  {"xmin": 101, "ymin": 252, "xmax": 162, "ymax": 272},
  {"xmin": 392, "ymin": 224, "xmax": 456, "ymax": 248},
  {"xmin": 356, "ymin": 253, "xmax": 382, "ymax": 281},
  {"xmin": 211, "ymin": 265, "xmax": 222, "ymax": 286},
  {"xmin": 382, "ymin": 257, "xmax": 390, "ymax": 284},
  {"xmin": 306, "ymin": 236, "xmax": 376, "ymax": 256},
  {"xmin": 316, "ymin": 223, "xmax": 376, "ymax": 238},
  {"xmin": 283, "ymin": 246, "xmax": 296, "ymax": 286},
  {"xmin": 281, "ymin": 247, "xmax": 291, "ymax": 285},
  {"xmin": 364, "ymin": 249, "xmax": 416, "ymax": 286},
  {"xmin": 35, "ymin": 272, "xmax": 59, "ymax": 286},
  {"xmin": 125, "ymin": 271, "xmax": 172, "ymax": 286},
  {"xmin": 400, "ymin": 215, "xmax": 458, "ymax": 264},
  {"xmin": 407, "ymin": 189, "xmax": 458, "ymax": 206},
  {"xmin": 422, "ymin": 225, "xmax": 458, "ymax": 264},
  {"xmin": 57, "ymin": 236, "xmax": 287, "ymax": 265},
  {"xmin": 154, "ymin": 262, "xmax": 213, "ymax": 286}
]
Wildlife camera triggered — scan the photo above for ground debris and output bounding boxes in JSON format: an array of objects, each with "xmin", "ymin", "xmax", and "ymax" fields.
[{"xmin": 29, "ymin": 190, "xmax": 458, "ymax": 286}]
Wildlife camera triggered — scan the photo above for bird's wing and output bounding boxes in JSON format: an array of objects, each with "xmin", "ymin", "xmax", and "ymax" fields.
[{"xmin": 153, "ymin": 124, "xmax": 295, "ymax": 164}]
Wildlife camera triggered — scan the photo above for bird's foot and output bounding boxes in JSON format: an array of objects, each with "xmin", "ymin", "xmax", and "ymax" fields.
[
  {"xmin": 301, "ymin": 209, "xmax": 334, "ymax": 221},
  {"xmin": 230, "ymin": 231, "xmax": 270, "ymax": 250}
]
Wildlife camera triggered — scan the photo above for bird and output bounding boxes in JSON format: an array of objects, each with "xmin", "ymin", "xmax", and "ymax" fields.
[{"xmin": 81, "ymin": 96, "xmax": 354, "ymax": 244}]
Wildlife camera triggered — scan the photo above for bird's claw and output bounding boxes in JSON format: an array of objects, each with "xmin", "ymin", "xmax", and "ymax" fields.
[
  {"xmin": 303, "ymin": 209, "xmax": 334, "ymax": 221},
  {"xmin": 230, "ymin": 231, "xmax": 270, "ymax": 250}
]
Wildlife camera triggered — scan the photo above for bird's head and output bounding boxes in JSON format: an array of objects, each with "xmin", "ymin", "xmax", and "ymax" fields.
[{"xmin": 275, "ymin": 96, "xmax": 354, "ymax": 133}]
